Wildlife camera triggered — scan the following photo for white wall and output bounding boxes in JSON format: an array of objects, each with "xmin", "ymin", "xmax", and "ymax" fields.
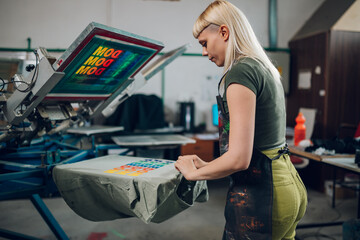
[{"xmin": 0, "ymin": 0, "xmax": 324, "ymax": 129}]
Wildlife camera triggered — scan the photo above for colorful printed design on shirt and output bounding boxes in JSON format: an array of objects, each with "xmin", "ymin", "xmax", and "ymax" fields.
[{"xmin": 104, "ymin": 159, "xmax": 172, "ymax": 176}]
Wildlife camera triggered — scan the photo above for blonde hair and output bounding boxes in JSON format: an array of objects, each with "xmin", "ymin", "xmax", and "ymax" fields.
[{"xmin": 193, "ymin": 0, "xmax": 280, "ymax": 82}]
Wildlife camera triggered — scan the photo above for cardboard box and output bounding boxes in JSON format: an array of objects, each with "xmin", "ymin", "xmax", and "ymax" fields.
[{"xmin": 324, "ymin": 180, "xmax": 356, "ymax": 199}]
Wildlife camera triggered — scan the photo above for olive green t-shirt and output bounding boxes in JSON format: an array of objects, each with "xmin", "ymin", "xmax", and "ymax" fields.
[{"xmin": 219, "ymin": 58, "xmax": 286, "ymax": 150}]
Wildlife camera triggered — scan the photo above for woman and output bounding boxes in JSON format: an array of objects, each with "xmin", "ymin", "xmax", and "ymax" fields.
[{"xmin": 174, "ymin": 1, "xmax": 307, "ymax": 239}]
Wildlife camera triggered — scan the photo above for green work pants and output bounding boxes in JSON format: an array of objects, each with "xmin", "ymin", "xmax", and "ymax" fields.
[{"xmin": 262, "ymin": 148, "xmax": 308, "ymax": 240}]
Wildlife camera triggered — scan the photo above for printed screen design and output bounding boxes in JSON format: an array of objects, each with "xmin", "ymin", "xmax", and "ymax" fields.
[
  {"xmin": 48, "ymin": 35, "xmax": 156, "ymax": 100},
  {"xmin": 104, "ymin": 159, "xmax": 172, "ymax": 177}
]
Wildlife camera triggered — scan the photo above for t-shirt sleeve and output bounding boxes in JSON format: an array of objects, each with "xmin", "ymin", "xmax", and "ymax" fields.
[{"xmin": 225, "ymin": 62, "xmax": 259, "ymax": 96}]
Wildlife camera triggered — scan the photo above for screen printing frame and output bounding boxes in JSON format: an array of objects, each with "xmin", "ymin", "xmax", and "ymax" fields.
[
  {"xmin": 98, "ymin": 44, "xmax": 190, "ymax": 118},
  {"xmin": 141, "ymin": 43, "xmax": 190, "ymax": 80},
  {"xmin": 45, "ymin": 22, "xmax": 164, "ymax": 102}
]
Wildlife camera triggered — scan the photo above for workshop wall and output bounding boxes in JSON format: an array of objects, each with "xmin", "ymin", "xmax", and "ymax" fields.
[{"xmin": 0, "ymin": 0, "xmax": 324, "ymax": 129}]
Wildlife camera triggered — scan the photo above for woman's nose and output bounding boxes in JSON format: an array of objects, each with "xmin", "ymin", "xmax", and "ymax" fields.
[{"xmin": 202, "ymin": 47, "xmax": 208, "ymax": 56}]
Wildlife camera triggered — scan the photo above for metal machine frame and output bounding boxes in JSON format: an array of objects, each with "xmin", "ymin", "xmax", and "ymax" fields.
[{"xmin": 0, "ymin": 22, "xmax": 189, "ymax": 239}]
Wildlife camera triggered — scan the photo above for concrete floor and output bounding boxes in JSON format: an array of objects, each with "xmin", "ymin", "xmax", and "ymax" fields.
[{"xmin": 0, "ymin": 178, "xmax": 358, "ymax": 240}]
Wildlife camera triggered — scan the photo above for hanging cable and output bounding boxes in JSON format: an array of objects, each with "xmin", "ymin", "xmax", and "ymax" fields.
[{"xmin": 0, "ymin": 49, "xmax": 40, "ymax": 93}]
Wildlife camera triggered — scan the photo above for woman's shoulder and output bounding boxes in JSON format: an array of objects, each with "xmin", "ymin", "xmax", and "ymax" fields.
[
  {"xmin": 224, "ymin": 58, "xmax": 262, "ymax": 95},
  {"xmin": 233, "ymin": 57, "xmax": 262, "ymax": 69},
  {"xmin": 228, "ymin": 57, "xmax": 261, "ymax": 77},
  {"xmin": 229, "ymin": 57, "xmax": 268, "ymax": 78}
]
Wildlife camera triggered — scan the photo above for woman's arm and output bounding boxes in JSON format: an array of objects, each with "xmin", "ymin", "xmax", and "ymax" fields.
[{"xmin": 175, "ymin": 83, "xmax": 256, "ymax": 180}]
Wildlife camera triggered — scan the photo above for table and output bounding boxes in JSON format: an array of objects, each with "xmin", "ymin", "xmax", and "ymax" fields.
[
  {"xmin": 66, "ymin": 125, "xmax": 124, "ymax": 136},
  {"xmin": 111, "ymin": 134, "xmax": 196, "ymax": 160},
  {"xmin": 321, "ymin": 157, "xmax": 360, "ymax": 217},
  {"xmin": 111, "ymin": 134, "xmax": 195, "ymax": 146},
  {"xmin": 289, "ymin": 146, "xmax": 354, "ymax": 162},
  {"xmin": 289, "ymin": 146, "xmax": 358, "ymax": 230},
  {"xmin": 180, "ymin": 133, "xmax": 219, "ymax": 162},
  {"xmin": 322, "ymin": 157, "xmax": 360, "ymax": 174}
]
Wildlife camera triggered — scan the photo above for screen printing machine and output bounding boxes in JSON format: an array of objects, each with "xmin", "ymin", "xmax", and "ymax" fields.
[{"xmin": 0, "ymin": 22, "xmax": 208, "ymax": 240}]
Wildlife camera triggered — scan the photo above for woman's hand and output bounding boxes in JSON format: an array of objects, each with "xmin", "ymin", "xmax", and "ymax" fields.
[
  {"xmin": 190, "ymin": 155, "xmax": 209, "ymax": 169},
  {"xmin": 175, "ymin": 155, "xmax": 199, "ymax": 180}
]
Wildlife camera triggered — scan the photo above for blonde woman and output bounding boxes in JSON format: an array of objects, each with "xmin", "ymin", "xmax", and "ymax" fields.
[{"xmin": 175, "ymin": 1, "xmax": 307, "ymax": 239}]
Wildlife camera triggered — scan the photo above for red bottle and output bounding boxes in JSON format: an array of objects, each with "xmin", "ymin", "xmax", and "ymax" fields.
[{"xmin": 294, "ymin": 112, "xmax": 306, "ymax": 146}]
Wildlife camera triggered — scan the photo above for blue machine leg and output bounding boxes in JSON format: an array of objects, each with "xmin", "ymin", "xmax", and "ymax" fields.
[
  {"xmin": 30, "ymin": 194, "xmax": 69, "ymax": 240},
  {"xmin": 0, "ymin": 228, "xmax": 42, "ymax": 240}
]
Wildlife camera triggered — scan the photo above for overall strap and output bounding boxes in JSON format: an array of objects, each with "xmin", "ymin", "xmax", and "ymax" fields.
[{"xmin": 270, "ymin": 144, "xmax": 290, "ymax": 160}]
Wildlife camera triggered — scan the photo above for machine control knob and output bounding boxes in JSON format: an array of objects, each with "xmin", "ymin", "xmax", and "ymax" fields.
[{"xmin": 25, "ymin": 64, "xmax": 35, "ymax": 72}]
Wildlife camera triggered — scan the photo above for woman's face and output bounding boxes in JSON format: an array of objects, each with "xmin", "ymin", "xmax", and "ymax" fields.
[{"xmin": 197, "ymin": 25, "xmax": 228, "ymax": 67}]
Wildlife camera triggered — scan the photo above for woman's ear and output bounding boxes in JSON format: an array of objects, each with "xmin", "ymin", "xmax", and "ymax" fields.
[{"xmin": 219, "ymin": 25, "xmax": 229, "ymax": 41}]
